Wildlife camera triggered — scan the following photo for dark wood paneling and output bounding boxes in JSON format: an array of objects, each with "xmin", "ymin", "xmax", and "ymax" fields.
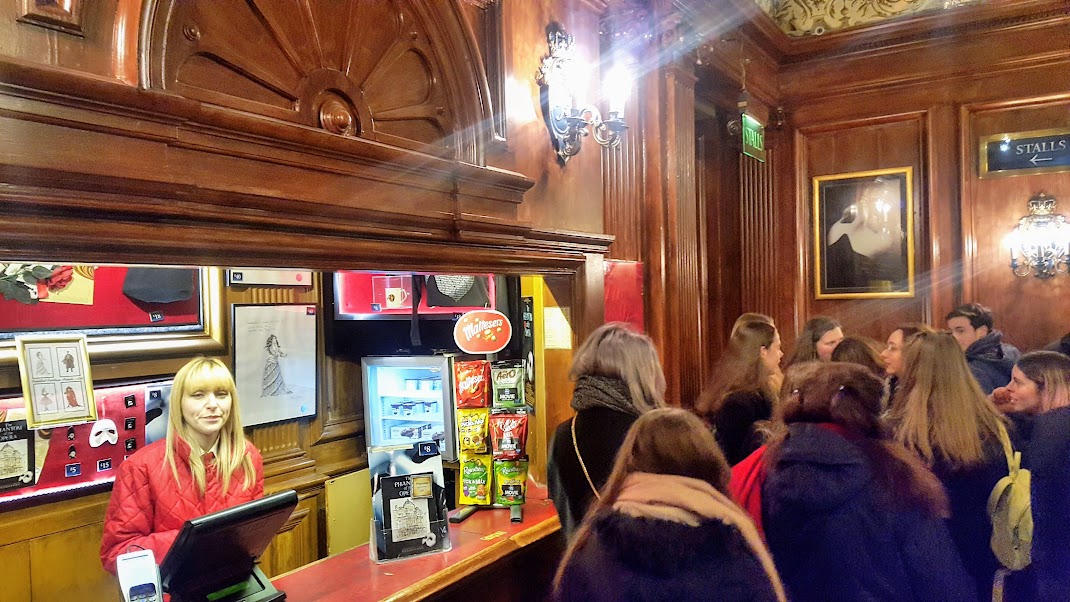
[
  {"xmin": 648, "ymin": 59, "xmax": 706, "ymax": 407},
  {"xmin": 961, "ymin": 97, "xmax": 1070, "ymax": 351},
  {"xmin": 697, "ymin": 111, "xmax": 742, "ymax": 373},
  {"xmin": 799, "ymin": 115, "xmax": 929, "ymax": 344},
  {"xmin": 602, "ymin": 79, "xmax": 644, "ymax": 261},
  {"xmin": 740, "ymin": 148, "xmax": 780, "ymax": 321},
  {"xmin": 506, "ymin": 0, "xmax": 605, "ymax": 234}
]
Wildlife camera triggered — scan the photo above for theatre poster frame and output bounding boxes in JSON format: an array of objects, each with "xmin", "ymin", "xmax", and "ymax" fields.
[
  {"xmin": 813, "ymin": 167, "xmax": 915, "ymax": 300},
  {"xmin": 0, "ymin": 268, "xmax": 226, "ymax": 370},
  {"xmin": 16, "ymin": 334, "xmax": 97, "ymax": 429}
]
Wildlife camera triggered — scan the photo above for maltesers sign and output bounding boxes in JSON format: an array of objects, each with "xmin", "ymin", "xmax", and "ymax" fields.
[{"xmin": 454, "ymin": 310, "xmax": 512, "ymax": 354}]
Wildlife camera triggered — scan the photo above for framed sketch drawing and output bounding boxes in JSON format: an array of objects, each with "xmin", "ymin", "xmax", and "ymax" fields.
[
  {"xmin": 813, "ymin": 167, "xmax": 915, "ymax": 299},
  {"xmin": 16, "ymin": 334, "xmax": 97, "ymax": 429},
  {"xmin": 232, "ymin": 304, "xmax": 317, "ymax": 427}
]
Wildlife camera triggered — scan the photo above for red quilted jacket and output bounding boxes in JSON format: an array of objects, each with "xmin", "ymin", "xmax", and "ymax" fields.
[{"xmin": 100, "ymin": 438, "xmax": 264, "ymax": 574}]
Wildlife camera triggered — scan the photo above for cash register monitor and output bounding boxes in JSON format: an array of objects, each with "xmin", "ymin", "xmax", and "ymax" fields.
[{"xmin": 160, "ymin": 490, "xmax": 298, "ymax": 602}]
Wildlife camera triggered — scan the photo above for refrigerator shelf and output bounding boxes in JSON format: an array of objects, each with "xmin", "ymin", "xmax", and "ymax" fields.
[{"xmin": 377, "ymin": 391, "xmax": 443, "ymax": 400}]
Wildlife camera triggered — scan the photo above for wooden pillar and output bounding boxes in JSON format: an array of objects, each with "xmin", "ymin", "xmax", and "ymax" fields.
[{"xmin": 640, "ymin": 7, "xmax": 707, "ymax": 407}]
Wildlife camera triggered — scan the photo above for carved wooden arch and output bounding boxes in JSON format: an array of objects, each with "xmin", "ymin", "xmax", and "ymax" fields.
[{"xmin": 141, "ymin": 0, "xmax": 491, "ymax": 164}]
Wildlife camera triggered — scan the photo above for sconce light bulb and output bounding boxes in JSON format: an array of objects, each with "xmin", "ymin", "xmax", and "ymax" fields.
[{"xmin": 603, "ymin": 64, "xmax": 632, "ymax": 116}]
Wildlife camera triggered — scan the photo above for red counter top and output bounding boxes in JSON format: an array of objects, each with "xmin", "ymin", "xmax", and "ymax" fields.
[{"xmin": 273, "ymin": 485, "xmax": 560, "ymax": 602}]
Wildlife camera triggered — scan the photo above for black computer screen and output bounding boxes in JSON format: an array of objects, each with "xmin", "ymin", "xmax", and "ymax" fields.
[{"xmin": 160, "ymin": 490, "xmax": 298, "ymax": 599}]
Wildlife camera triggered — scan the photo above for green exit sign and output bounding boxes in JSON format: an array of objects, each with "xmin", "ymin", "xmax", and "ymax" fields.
[{"xmin": 742, "ymin": 114, "xmax": 766, "ymax": 163}]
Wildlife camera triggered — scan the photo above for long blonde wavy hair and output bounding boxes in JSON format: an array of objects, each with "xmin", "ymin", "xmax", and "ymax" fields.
[
  {"xmin": 165, "ymin": 357, "xmax": 255, "ymax": 496},
  {"xmin": 889, "ymin": 331, "xmax": 1006, "ymax": 468}
]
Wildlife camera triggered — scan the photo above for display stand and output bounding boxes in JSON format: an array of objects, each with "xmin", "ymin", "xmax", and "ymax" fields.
[{"xmin": 368, "ymin": 442, "xmax": 452, "ymax": 564}]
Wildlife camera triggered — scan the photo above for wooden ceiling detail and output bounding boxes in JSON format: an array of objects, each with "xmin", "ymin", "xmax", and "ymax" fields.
[{"xmin": 142, "ymin": 0, "xmax": 490, "ymax": 164}]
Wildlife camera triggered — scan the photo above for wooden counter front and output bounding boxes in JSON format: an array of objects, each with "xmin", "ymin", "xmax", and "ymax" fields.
[{"xmin": 273, "ymin": 485, "xmax": 563, "ymax": 601}]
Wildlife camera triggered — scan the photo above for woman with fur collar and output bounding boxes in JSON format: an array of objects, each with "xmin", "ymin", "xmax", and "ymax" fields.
[{"xmin": 554, "ymin": 408, "xmax": 785, "ymax": 602}]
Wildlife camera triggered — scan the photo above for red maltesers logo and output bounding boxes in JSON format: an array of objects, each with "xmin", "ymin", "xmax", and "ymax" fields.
[{"xmin": 454, "ymin": 310, "xmax": 512, "ymax": 354}]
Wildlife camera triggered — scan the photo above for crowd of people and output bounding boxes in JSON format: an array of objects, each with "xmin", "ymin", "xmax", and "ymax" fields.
[{"xmin": 549, "ymin": 303, "xmax": 1070, "ymax": 601}]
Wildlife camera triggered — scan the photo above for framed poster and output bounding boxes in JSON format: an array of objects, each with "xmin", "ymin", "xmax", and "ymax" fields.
[
  {"xmin": 232, "ymin": 304, "xmax": 317, "ymax": 427},
  {"xmin": 15, "ymin": 334, "xmax": 97, "ymax": 429},
  {"xmin": 0, "ymin": 265, "xmax": 225, "ymax": 369},
  {"xmin": 813, "ymin": 167, "xmax": 915, "ymax": 299}
]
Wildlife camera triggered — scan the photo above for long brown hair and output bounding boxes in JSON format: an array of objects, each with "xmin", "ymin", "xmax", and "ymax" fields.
[
  {"xmin": 766, "ymin": 362, "xmax": 949, "ymax": 518},
  {"xmin": 890, "ymin": 331, "xmax": 1006, "ymax": 468},
  {"xmin": 695, "ymin": 321, "xmax": 777, "ymax": 420},
  {"xmin": 554, "ymin": 409, "xmax": 768, "ymax": 592},
  {"xmin": 785, "ymin": 316, "xmax": 841, "ymax": 366},
  {"xmin": 1016, "ymin": 351, "xmax": 1070, "ymax": 412},
  {"xmin": 165, "ymin": 357, "xmax": 255, "ymax": 496},
  {"xmin": 731, "ymin": 312, "xmax": 774, "ymax": 337},
  {"xmin": 831, "ymin": 335, "xmax": 885, "ymax": 376}
]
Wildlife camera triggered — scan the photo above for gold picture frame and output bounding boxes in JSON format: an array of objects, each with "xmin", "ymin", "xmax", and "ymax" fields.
[
  {"xmin": 16, "ymin": 334, "xmax": 97, "ymax": 429},
  {"xmin": 0, "ymin": 267, "xmax": 225, "ymax": 369},
  {"xmin": 813, "ymin": 167, "xmax": 915, "ymax": 299}
]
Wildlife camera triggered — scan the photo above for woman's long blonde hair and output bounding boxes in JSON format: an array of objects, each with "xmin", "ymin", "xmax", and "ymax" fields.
[
  {"xmin": 889, "ymin": 331, "xmax": 1006, "ymax": 468},
  {"xmin": 1017, "ymin": 351, "xmax": 1070, "ymax": 412},
  {"xmin": 570, "ymin": 323, "xmax": 666, "ymax": 413},
  {"xmin": 165, "ymin": 357, "xmax": 255, "ymax": 496}
]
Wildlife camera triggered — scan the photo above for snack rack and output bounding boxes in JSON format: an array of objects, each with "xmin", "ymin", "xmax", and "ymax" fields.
[{"xmin": 450, "ymin": 358, "xmax": 529, "ymax": 524}]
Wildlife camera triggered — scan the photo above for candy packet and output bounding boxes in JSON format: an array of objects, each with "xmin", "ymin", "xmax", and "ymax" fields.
[
  {"xmin": 489, "ymin": 409, "xmax": 528, "ymax": 459},
  {"xmin": 493, "ymin": 458, "xmax": 529, "ymax": 506},
  {"xmin": 458, "ymin": 452, "xmax": 492, "ymax": 506},
  {"xmin": 457, "ymin": 407, "xmax": 489, "ymax": 454},
  {"xmin": 454, "ymin": 360, "xmax": 490, "ymax": 408},
  {"xmin": 491, "ymin": 360, "xmax": 525, "ymax": 408}
]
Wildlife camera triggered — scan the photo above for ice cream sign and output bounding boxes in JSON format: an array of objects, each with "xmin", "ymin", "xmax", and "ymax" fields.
[{"xmin": 454, "ymin": 310, "xmax": 512, "ymax": 354}]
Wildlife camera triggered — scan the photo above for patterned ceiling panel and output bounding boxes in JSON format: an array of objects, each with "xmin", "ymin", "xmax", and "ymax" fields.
[{"xmin": 756, "ymin": 0, "xmax": 982, "ymax": 37}]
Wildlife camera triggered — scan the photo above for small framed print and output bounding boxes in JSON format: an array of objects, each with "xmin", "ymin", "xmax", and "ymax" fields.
[{"xmin": 16, "ymin": 335, "xmax": 96, "ymax": 429}]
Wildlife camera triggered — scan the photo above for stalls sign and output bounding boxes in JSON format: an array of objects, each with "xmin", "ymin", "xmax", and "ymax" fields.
[{"xmin": 980, "ymin": 128, "xmax": 1070, "ymax": 177}]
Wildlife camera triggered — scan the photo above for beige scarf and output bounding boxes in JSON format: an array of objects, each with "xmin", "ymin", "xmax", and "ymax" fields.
[{"xmin": 614, "ymin": 472, "xmax": 787, "ymax": 602}]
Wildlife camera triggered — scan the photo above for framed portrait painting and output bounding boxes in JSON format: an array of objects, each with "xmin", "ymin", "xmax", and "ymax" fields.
[
  {"xmin": 15, "ymin": 334, "xmax": 97, "ymax": 429},
  {"xmin": 813, "ymin": 167, "xmax": 915, "ymax": 299}
]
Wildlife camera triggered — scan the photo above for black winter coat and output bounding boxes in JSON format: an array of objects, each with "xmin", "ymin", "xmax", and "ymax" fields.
[
  {"xmin": 931, "ymin": 439, "xmax": 1006, "ymax": 601},
  {"xmin": 763, "ymin": 424, "xmax": 976, "ymax": 602},
  {"xmin": 1023, "ymin": 406, "xmax": 1070, "ymax": 599},
  {"xmin": 712, "ymin": 390, "xmax": 773, "ymax": 466},
  {"xmin": 555, "ymin": 510, "xmax": 779, "ymax": 602},
  {"xmin": 964, "ymin": 331, "xmax": 1019, "ymax": 394},
  {"xmin": 548, "ymin": 407, "xmax": 637, "ymax": 537}
]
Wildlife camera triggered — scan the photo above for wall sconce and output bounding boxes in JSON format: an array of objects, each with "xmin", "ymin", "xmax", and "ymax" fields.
[
  {"xmin": 536, "ymin": 25, "xmax": 629, "ymax": 163},
  {"xmin": 1005, "ymin": 192, "xmax": 1070, "ymax": 278}
]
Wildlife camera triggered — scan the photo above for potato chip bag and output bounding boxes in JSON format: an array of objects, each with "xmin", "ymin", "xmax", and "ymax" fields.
[
  {"xmin": 489, "ymin": 409, "xmax": 528, "ymax": 459},
  {"xmin": 494, "ymin": 458, "xmax": 529, "ymax": 506},
  {"xmin": 457, "ymin": 407, "xmax": 489, "ymax": 453},
  {"xmin": 458, "ymin": 452, "xmax": 492, "ymax": 506},
  {"xmin": 454, "ymin": 360, "xmax": 490, "ymax": 408},
  {"xmin": 491, "ymin": 360, "xmax": 525, "ymax": 408}
]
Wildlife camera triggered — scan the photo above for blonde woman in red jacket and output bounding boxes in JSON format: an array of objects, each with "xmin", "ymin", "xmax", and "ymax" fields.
[{"xmin": 100, "ymin": 357, "xmax": 264, "ymax": 574}]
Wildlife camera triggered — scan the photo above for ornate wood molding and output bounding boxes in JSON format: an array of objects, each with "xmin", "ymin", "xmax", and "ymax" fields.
[
  {"xmin": 141, "ymin": 0, "xmax": 492, "ymax": 165},
  {"xmin": 0, "ymin": 57, "xmax": 612, "ymax": 268}
]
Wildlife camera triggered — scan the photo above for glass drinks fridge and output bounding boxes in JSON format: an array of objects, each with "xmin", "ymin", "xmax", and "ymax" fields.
[{"xmin": 361, "ymin": 356, "xmax": 458, "ymax": 461}]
